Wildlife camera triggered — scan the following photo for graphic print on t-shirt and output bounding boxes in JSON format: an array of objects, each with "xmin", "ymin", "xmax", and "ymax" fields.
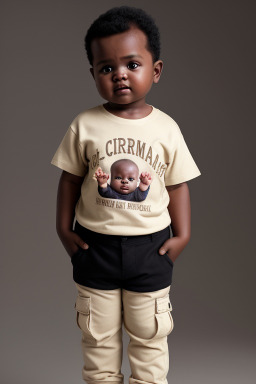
[{"xmin": 94, "ymin": 159, "xmax": 152, "ymax": 202}]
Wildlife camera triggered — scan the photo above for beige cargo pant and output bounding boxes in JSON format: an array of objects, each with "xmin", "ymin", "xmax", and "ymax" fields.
[{"xmin": 75, "ymin": 283, "xmax": 174, "ymax": 384}]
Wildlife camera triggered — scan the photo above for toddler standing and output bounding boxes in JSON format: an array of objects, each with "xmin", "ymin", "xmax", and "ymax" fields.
[{"xmin": 51, "ymin": 6, "xmax": 201, "ymax": 384}]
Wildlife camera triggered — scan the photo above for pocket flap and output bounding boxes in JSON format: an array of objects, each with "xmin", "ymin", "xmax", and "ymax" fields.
[
  {"xmin": 156, "ymin": 295, "xmax": 172, "ymax": 313},
  {"xmin": 75, "ymin": 295, "xmax": 90, "ymax": 315}
]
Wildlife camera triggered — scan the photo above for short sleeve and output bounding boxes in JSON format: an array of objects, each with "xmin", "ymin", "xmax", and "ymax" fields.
[
  {"xmin": 164, "ymin": 127, "xmax": 201, "ymax": 186},
  {"xmin": 51, "ymin": 127, "xmax": 88, "ymax": 177}
]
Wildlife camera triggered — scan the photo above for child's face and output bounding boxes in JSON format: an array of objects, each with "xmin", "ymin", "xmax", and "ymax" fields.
[
  {"xmin": 110, "ymin": 162, "xmax": 139, "ymax": 195},
  {"xmin": 90, "ymin": 27, "xmax": 162, "ymax": 108}
]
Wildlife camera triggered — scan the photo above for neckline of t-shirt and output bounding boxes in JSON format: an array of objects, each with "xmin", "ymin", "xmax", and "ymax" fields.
[{"xmin": 98, "ymin": 104, "xmax": 159, "ymax": 124}]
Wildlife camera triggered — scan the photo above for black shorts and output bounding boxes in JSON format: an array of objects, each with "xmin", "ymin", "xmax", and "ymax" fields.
[{"xmin": 72, "ymin": 221, "xmax": 174, "ymax": 292}]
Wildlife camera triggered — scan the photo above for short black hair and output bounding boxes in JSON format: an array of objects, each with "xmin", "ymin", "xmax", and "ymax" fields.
[{"xmin": 85, "ymin": 6, "xmax": 160, "ymax": 66}]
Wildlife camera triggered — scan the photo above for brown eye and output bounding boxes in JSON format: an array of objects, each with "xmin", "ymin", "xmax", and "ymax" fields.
[
  {"xmin": 127, "ymin": 62, "xmax": 139, "ymax": 70},
  {"xmin": 101, "ymin": 66, "xmax": 112, "ymax": 74}
]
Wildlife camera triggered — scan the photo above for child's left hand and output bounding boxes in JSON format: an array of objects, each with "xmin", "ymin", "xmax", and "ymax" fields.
[
  {"xmin": 139, "ymin": 171, "xmax": 152, "ymax": 185},
  {"xmin": 159, "ymin": 236, "xmax": 189, "ymax": 263},
  {"xmin": 139, "ymin": 172, "xmax": 152, "ymax": 191}
]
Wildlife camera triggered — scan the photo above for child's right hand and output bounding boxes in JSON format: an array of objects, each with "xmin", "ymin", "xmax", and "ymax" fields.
[{"xmin": 59, "ymin": 230, "xmax": 89, "ymax": 258}]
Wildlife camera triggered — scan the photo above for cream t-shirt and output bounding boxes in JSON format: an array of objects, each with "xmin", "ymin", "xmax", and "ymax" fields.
[{"xmin": 51, "ymin": 105, "xmax": 201, "ymax": 235}]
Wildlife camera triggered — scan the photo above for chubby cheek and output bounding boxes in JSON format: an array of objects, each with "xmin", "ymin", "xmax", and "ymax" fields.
[
  {"xmin": 134, "ymin": 71, "xmax": 154, "ymax": 89},
  {"xmin": 95, "ymin": 77, "xmax": 111, "ymax": 96},
  {"xmin": 139, "ymin": 77, "xmax": 153, "ymax": 91},
  {"xmin": 94, "ymin": 83, "xmax": 105, "ymax": 97},
  {"xmin": 130, "ymin": 181, "xmax": 138, "ymax": 190},
  {"xmin": 111, "ymin": 180, "xmax": 120, "ymax": 190}
]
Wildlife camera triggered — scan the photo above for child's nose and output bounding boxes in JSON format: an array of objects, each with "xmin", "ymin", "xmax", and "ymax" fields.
[
  {"xmin": 112, "ymin": 69, "xmax": 128, "ymax": 82},
  {"xmin": 121, "ymin": 179, "xmax": 128, "ymax": 184}
]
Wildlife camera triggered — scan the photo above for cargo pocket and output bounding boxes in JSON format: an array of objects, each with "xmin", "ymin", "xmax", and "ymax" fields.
[
  {"xmin": 153, "ymin": 294, "xmax": 174, "ymax": 338},
  {"xmin": 75, "ymin": 295, "xmax": 96, "ymax": 341}
]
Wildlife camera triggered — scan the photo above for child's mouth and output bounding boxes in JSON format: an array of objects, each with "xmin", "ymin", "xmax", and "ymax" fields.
[{"xmin": 114, "ymin": 86, "xmax": 131, "ymax": 94}]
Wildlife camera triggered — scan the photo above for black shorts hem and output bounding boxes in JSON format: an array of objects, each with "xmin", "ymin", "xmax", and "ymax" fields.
[
  {"xmin": 73, "ymin": 277, "xmax": 173, "ymax": 292},
  {"xmin": 122, "ymin": 280, "xmax": 173, "ymax": 293},
  {"xmin": 73, "ymin": 277, "xmax": 120, "ymax": 290}
]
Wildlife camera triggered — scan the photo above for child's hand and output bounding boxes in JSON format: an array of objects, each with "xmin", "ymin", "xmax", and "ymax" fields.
[
  {"xmin": 59, "ymin": 230, "xmax": 89, "ymax": 259},
  {"xmin": 139, "ymin": 172, "xmax": 152, "ymax": 191},
  {"xmin": 159, "ymin": 236, "xmax": 189, "ymax": 263},
  {"xmin": 94, "ymin": 167, "xmax": 109, "ymax": 188}
]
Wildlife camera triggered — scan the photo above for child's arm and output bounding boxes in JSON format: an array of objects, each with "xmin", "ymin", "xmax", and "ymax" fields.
[
  {"xmin": 56, "ymin": 170, "xmax": 89, "ymax": 257},
  {"xmin": 159, "ymin": 182, "xmax": 191, "ymax": 263}
]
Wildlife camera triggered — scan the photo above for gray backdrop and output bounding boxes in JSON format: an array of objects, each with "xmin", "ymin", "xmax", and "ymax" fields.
[{"xmin": 1, "ymin": 0, "xmax": 255, "ymax": 383}]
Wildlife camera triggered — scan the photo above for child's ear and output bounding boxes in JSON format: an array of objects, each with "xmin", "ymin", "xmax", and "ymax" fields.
[
  {"xmin": 153, "ymin": 60, "xmax": 163, "ymax": 84},
  {"xmin": 90, "ymin": 67, "xmax": 95, "ymax": 79}
]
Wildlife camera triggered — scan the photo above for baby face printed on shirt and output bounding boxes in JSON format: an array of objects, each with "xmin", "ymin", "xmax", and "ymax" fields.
[{"xmin": 110, "ymin": 159, "xmax": 139, "ymax": 195}]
